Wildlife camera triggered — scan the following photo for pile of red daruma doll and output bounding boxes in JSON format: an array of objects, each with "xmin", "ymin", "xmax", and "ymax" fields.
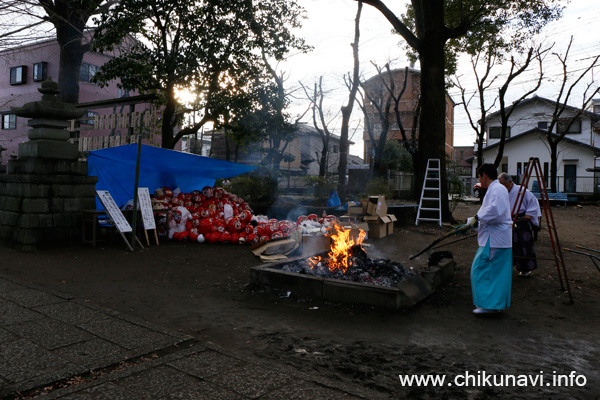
[{"xmin": 151, "ymin": 185, "xmax": 337, "ymax": 245}]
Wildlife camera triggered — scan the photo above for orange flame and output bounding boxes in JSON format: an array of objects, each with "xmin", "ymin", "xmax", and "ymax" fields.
[{"xmin": 308, "ymin": 223, "xmax": 366, "ymax": 273}]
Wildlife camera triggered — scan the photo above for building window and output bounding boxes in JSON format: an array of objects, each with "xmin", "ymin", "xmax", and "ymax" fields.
[
  {"xmin": 33, "ymin": 62, "xmax": 48, "ymax": 82},
  {"xmin": 489, "ymin": 126, "xmax": 511, "ymax": 139},
  {"xmin": 537, "ymin": 121, "xmax": 548, "ymax": 130},
  {"xmin": 117, "ymin": 88, "xmax": 130, "ymax": 98},
  {"xmin": 332, "ymin": 145, "xmax": 338, "ymax": 154},
  {"xmin": 9, "ymin": 66, "xmax": 27, "ymax": 85},
  {"xmin": 2, "ymin": 114, "xmax": 16, "ymax": 130},
  {"xmin": 557, "ymin": 118, "xmax": 581, "ymax": 134},
  {"xmin": 81, "ymin": 111, "xmax": 98, "ymax": 125},
  {"xmin": 80, "ymin": 62, "xmax": 99, "ymax": 83}
]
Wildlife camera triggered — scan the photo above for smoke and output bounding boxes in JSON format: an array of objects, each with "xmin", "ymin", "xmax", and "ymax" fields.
[{"xmin": 285, "ymin": 207, "xmax": 309, "ymax": 222}]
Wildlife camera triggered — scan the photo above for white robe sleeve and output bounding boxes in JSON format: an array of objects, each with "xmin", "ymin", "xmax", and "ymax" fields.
[
  {"xmin": 524, "ymin": 190, "xmax": 541, "ymax": 225},
  {"xmin": 475, "ymin": 180, "xmax": 513, "ymax": 248},
  {"xmin": 477, "ymin": 181, "xmax": 510, "ymax": 224}
]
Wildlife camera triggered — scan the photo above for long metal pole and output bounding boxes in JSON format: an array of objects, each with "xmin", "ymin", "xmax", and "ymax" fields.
[{"xmin": 131, "ymin": 135, "xmax": 142, "ymax": 250}]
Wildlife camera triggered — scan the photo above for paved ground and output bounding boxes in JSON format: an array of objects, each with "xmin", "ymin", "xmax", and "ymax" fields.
[
  {"xmin": 1, "ymin": 202, "xmax": 599, "ymax": 399},
  {"xmin": 0, "ymin": 273, "xmax": 376, "ymax": 399}
]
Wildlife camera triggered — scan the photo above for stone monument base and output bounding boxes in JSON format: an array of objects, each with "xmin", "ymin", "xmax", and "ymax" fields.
[
  {"xmin": 0, "ymin": 160, "xmax": 97, "ymax": 252},
  {"xmin": 18, "ymin": 139, "xmax": 79, "ymax": 160},
  {"xmin": 7, "ymin": 157, "xmax": 88, "ymax": 176}
]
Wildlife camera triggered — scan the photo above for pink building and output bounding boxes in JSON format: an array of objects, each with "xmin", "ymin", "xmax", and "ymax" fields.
[{"xmin": 0, "ymin": 37, "xmax": 161, "ymax": 165}]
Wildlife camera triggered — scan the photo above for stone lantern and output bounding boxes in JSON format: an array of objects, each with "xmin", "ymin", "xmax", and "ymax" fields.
[
  {"xmin": 11, "ymin": 78, "xmax": 84, "ymax": 160},
  {"xmin": 0, "ymin": 79, "xmax": 98, "ymax": 251}
]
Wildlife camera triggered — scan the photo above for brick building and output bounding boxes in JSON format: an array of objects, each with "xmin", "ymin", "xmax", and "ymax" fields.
[
  {"xmin": 361, "ymin": 67, "xmax": 454, "ymax": 163},
  {"xmin": 0, "ymin": 37, "xmax": 158, "ymax": 164}
]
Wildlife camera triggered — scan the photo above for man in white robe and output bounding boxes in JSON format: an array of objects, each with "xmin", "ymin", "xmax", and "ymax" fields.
[
  {"xmin": 498, "ymin": 172, "xmax": 541, "ymax": 276},
  {"xmin": 457, "ymin": 164, "xmax": 513, "ymax": 314}
]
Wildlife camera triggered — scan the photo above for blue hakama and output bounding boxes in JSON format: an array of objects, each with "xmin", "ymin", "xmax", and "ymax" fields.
[{"xmin": 471, "ymin": 239, "xmax": 512, "ymax": 310}]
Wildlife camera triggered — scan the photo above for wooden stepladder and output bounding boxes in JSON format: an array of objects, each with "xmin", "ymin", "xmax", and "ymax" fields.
[
  {"xmin": 415, "ymin": 158, "xmax": 442, "ymax": 227},
  {"xmin": 513, "ymin": 157, "xmax": 573, "ymax": 304}
]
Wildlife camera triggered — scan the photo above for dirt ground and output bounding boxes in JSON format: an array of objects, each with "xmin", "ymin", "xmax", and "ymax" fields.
[{"xmin": 1, "ymin": 202, "xmax": 600, "ymax": 399}]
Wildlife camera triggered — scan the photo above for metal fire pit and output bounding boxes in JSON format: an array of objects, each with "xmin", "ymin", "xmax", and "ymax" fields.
[{"xmin": 250, "ymin": 255, "xmax": 455, "ymax": 310}]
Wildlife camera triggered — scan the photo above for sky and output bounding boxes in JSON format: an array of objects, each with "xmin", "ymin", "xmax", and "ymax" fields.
[{"xmin": 281, "ymin": 0, "xmax": 600, "ymax": 157}]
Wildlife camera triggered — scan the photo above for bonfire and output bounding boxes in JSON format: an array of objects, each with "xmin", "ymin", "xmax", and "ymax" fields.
[
  {"xmin": 307, "ymin": 223, "xmax": 367, "ymax": 273},
  {"xmin": 280, "ymin": 224, "xmax": 412, "ymax": 287}
]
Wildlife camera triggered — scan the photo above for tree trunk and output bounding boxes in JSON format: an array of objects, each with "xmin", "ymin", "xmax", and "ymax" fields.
[
  {"xmin": 476, "ymin": 119, "xmax": 485, "ymax": 168},
  {"xmin": 372, "ymin": 136, "xmax": 387, "ymax": 179},
  {"xmin": 55, "ymin": 22, "xmax": 86, "ymax": 104},
  {"xmin": 370, "ymin": 96, "xmax": 391, "ymax": 180},
  {"xmin": 319, "ymin": 139, "xmax": 329, "ymax": 177},
  {"xmin": 337, "ymin": 2, "xmax": 362, "ymax": 198},
  {"xmin": 224, "ymin": 132, "xmax": 231, "ymax": 162},
  {"xmin": 270, "ymin": 136, "xmax": 282, "ymax": 172},
  {"xmin": 338, "ymin": 111, "xmax": 351, "ymax": 190},
  {"xmin": 414, "ymin": 4, "xmax": 452, "ymax": 221},
  {"xmin": 160, "ymin": 85, "xmax": 177, "ymax": 149},
  {"xmin": 550, "ymin": 140, "xmax": 558, "ymax": 193}
]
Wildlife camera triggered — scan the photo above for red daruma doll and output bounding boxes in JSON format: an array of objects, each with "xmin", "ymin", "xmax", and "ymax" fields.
[{"xmin": 227, "ymin": 218, "xmax": 243, "ymax": 233}]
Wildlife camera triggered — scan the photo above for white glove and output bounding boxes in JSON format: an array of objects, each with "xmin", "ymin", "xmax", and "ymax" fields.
[{"xmin": 466, "ymin": 216, "xmax": 479, "ymax": 230}]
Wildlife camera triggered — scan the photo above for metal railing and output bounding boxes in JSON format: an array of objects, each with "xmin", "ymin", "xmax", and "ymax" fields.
[
  {"xmin": 389, "ymin": 171, "xmax": 414, "ymax": 198},
  {"xmin": 526, "ymin": 175, "xmax": 597, "ymax": 194}
]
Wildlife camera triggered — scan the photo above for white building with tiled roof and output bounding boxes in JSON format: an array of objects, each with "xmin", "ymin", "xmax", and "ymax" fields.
[{"xmin": 474, "ymin": 95, "xmax": 600, "ymax": 195}]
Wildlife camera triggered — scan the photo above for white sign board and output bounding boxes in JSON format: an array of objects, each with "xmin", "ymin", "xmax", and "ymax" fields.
[
  {"xmin": 138, "ymin": 187, "xmax": 156, "ymax": 230},
  {"xmin": 96, "ymin": 190, "xmax": 132, "ymax": 233}
]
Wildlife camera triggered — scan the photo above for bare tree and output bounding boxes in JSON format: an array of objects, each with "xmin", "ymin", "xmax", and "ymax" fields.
[
  {"xmin": 453, "ymin": 50, "xmax": 499, "ymax": 169},
  {"xmin": 493, "ymin": 46, "xmax": 547, "ymax": 167},
  {"xmin": 337, "ymin": 1, "xmax": 362, "ymax": 197},
  {"xmin": 357, "ymin": 63, "xmax": 393, "ymax": 178},
  {"xmin": 358, "ymin": 64, "xmax": 421, "ymax": 180},
  {"xmin": 453, "ymin": 43, "xmax": 549, "ymax": 169},
  {"xmin": 542, "ymin": 37, "xmax": 600, "ymax": 192},
  {"xmin": 0, "ymin": 1, "xmax": 53, "ymax": 46},
  {"xmin": 300, "ymin": 77, "xmax": 339, "ymax": 177},
  {"xmin": 0, "ymin": 0, "xmax": 116, "ymax": 103},
  {"xmin": 385, "ymin": 65, "xmax": 418, "ymax": 158},
  {"xmin": 259, "ymin": 55, "xmax": 297, "ymax": 173}
]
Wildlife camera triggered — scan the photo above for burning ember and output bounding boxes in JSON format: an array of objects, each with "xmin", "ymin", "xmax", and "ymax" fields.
[
  {"xmin": 281, "ymin": 224, "xmax": 413, "ymax": 287},
  {"xmin": 307, "ymin": 223, "xmax": 367, "ymax": 273}
]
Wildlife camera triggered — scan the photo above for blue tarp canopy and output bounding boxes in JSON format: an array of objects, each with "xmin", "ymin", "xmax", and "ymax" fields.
[{"xmin": 88, "ymin": 144, "xmax": 256, "ymax": 208}]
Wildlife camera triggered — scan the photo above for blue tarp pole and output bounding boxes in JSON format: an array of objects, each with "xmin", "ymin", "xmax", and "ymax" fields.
[{"xmin": 131, "ymin": 136, "xmax": 142, "ymax": 250}]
